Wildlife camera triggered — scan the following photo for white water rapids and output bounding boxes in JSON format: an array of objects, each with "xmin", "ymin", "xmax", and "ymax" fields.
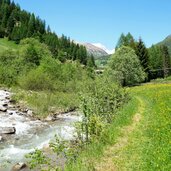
[{"xmin": 0, "ymin": 90, "xmax": 81, "ymax": 170}]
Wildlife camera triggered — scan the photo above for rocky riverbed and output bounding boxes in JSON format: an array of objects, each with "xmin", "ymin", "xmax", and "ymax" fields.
[{"xmin": 0, "ymin": 89, "xmax": 81, "ymax": 171}]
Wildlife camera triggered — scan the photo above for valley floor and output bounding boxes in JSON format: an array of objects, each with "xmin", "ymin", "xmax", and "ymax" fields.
[{"xmin": 66, "ymin": 82, "xmax": 171, "ymax": 171}]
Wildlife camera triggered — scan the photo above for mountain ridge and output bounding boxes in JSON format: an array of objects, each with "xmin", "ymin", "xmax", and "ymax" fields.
[{"xmin": 78, "ymin": 42, "xmax": 114, "ymax": 58}]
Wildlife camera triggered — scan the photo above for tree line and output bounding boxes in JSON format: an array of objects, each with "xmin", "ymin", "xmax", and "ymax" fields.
[
  {"xmin": 0, "ymin": 0, "xmax": 95, "ymax": 65},
  {"xmin": 115, "ymin": 33, "xmax": 171, "ymax": 80}
]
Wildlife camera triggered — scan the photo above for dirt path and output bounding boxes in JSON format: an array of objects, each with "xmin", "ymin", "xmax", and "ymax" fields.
[{"xmin": 95, "ymin": 97, "xmax": 145, "ymax": 171}]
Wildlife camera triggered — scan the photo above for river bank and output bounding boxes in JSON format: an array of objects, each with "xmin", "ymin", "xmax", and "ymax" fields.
[{"xmin": 0, "ymin": 89, "xmax": 81, "ymax": 171}]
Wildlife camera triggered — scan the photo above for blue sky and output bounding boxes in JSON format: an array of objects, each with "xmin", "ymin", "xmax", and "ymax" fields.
[{"xmin": 14, "ymin": 0, "xmax": 171, "ymax": 50}]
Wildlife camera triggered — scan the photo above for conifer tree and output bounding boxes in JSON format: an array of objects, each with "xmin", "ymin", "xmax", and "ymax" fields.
[
  {"xmin": 161, "ymin": 45, "xmax": 171, "ymax": 77},
  {"xmin": 115, "ymin": 33, "xmax": 125, "ymax": 50},
  {"xmin": 27, "ymin": 13, "xmax": 35, "ymax": 37},
  {"xmin": 135, "ymin": 38, "xmax": 149, "ymax": 78},
  {"xmin": 87, "ymin": 54, "xmax": 96, "ymax": 68},
  {"xmin": 1, "ymin": 4, "xmax": 9, "ymax": 29},
  {"xmin": 47, "ymin": 25, "xmax": 51, "ymax": 33},
  {"xmin": 115, "ymin": 32, "xmax": 136, "ymax": 50},
  {"xmin": 148, "ymin": 45, "xmax": 163, "ymax": 70},
  {"xmin": 7, "ymin": 9, "xmax": 17, "ymax": 34}
]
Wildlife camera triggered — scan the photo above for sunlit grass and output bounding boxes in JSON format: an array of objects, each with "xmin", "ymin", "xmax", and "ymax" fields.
[
  {"xmin": 65, "ymin": 82, "xmax": 171, "ymax": 171},
  {"xmin": 0, "ymin": 38, "xmax": 19, "ymax": 51}
]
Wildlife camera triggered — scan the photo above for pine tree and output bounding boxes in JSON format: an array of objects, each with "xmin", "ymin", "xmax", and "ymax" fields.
[
  {"xmin": 135, "ymin": 38, "xmax": 149, "ymax": 77},
  {"xmin": 27, "ymin": 13, "xmax": 35, "ymax": 37},
  {"xmin": 35, "ymin": 17, "xmax": 45, "ymax": 34},
  {"xmin": 87, "ymin": 54, "xmax": 96, "ymax": 68},
  {"xmin": 115, "ymin": 32, "xmax": 136, "ymax": 50},
  {"xmin": 1, "ymin": 4, "xmax": 10, "ymax": 29},
  {"xmin": 7, "ymin": 9, "xmax": 17, "ymax": 34},
  {"xmin": 47, "ymin": 25, "xmax": 51, "ymax": 33},
  {"xmin": 148, "ymin": 45, "xmax": 163, "ymax": 70},
  {"xmin": 115, "ymin": 33, "xmax": 126, "ymax": 50},
  {"xmin": 161, "ymin": 45, "xmax": 171, "ymax": 77}
]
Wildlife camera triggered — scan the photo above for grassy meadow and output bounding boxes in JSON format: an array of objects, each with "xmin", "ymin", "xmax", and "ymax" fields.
[{"xmin": 64, "ymin": 82, "xmax": 171, "ymax": 171}]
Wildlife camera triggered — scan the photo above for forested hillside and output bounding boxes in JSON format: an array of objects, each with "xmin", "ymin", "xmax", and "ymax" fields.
[{"xmin": 0, "ymin": 0, "xmax": 93, "ymax": 65}]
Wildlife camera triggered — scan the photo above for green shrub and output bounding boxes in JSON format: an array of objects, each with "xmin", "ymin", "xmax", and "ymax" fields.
[
  {"xmin": 78, "ymin": 77, "xmax": 129, "ymax": 142},
  {"xmin": 0, "ymin": 65, "xmax": 18, "ymax": 86},
  {"xmin": 19, "ymin": 68, "xmax": 55, "ymax": 91}
]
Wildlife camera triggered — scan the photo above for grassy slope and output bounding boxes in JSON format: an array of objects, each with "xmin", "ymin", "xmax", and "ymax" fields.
[
  {"xmin": 0, "ymin": 38, "xmax": 18, "ymax": 51},
  {"xmin": 65, "ymin": 82, "xmax": 171, "ymax": 171}
]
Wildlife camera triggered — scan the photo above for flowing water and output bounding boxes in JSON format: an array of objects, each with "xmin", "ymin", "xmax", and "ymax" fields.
[{"xmin": 0, "ymin": 90, "xmax": 81, "ymax": 170}]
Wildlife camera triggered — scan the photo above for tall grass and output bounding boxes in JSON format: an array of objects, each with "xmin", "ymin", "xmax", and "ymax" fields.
[{"xmin": 12, "ymin": 89, "xmax": 79, "ymax": 118}]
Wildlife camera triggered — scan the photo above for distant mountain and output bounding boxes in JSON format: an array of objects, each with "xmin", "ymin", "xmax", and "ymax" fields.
[
  {"xmin": 82, "ymin": 43, "xmax": 108, "ymax": 58},
  {"xmin": 92, "ymin": 43, "xmax": 115, "ymax": 55},
  {"xmin": 156, "ymin": 35, "xmax": 171, "ymax": 54}
]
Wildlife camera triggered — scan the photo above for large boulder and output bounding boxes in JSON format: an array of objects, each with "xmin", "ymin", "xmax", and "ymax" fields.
[{"xmin": 0, "ymin": 127, "xmax": 16, "ymax": 134}]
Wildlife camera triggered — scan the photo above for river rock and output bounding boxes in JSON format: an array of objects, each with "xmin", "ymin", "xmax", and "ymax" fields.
[
  {"xmin": 7, "ymin": 110, "xmax": 15, "ymax": 115},
  {"xmin": 0, "ymin": 127, "xmax": 16, "ymax": 134},
  {"xmin": 2, "ymin": 102, "xmax": 8, "ymax": 107},
  {"xmin": 0, "ymin": 106, "xmax": 7, "ymax": 112},
  {"xmin": 6, "ymin": 96, "xmax": 10, "ymax": 100},
  {"xmin": 27, "ymin": 110, "xmax": 33, "ymax": 116},
  {"xmin": 11, "ymin": 163, "xmax": 28, "ymax": 171},
  {"xmin": 45, "ymin": 115, "xmax": 57, "ymax": 121}
]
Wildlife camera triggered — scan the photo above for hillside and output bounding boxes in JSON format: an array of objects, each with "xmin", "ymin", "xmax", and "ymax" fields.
[
  {"xmin": 82, "ymin": 43, "xmax": 108, "ymax": 58},
  {"xmin": 0, "ymin": 0, "xmax": 90, "ymax": 65},
  {"xmin": 0, "ymin": 38, "xmax": 18, "ymax": 51},
  {"xmin": 156, "ymin": 35, "xmax": 171, "ymax": 54}
]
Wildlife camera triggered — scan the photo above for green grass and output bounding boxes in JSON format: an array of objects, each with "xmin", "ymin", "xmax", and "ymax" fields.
[
  {"xmin": 150, "ymin": 76, "xmax": 171, "ymax": 83},
  {"xmin": 12, "ymin": 88, "xmax": 79, "ymax": 118},
  {"xmin": 65, "ymin": 91, "xmax": 139, "ymax": 171},
  {"xmin": 0, "ymin": 38, "xmax": 19, "ymax": 51},
  {"xmin": 65, "ymin": 83, "xmax": 171, "ymax": 171},
  {"xmin": 116, "ymin": 83, "xmax": 171, "ymax": 171}
]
